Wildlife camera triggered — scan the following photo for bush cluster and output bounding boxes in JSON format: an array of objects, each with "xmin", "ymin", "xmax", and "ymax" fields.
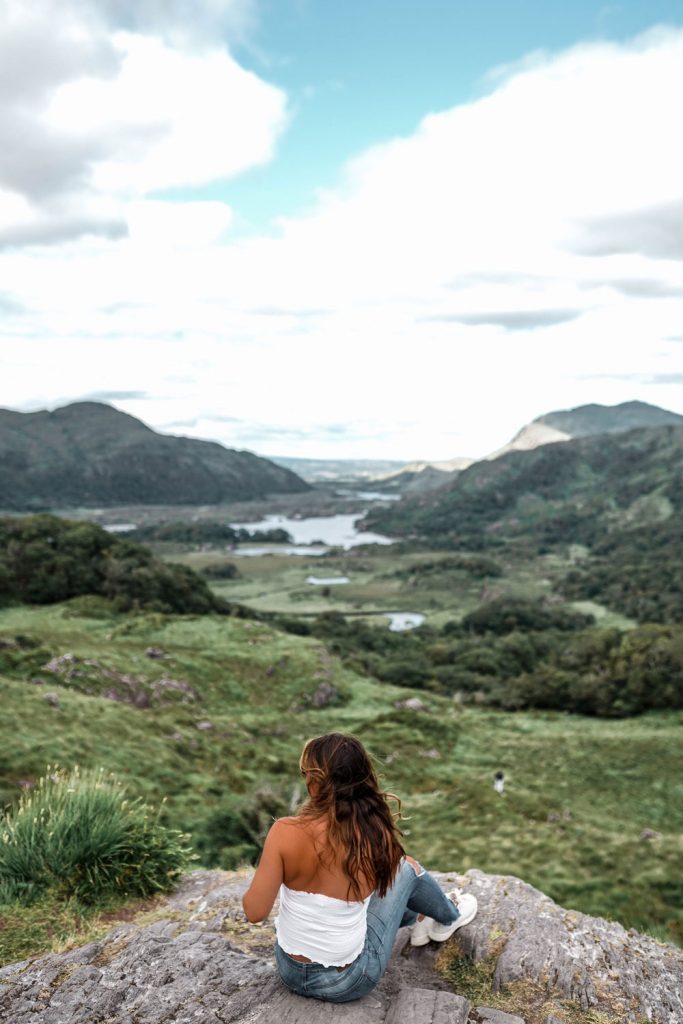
[
  {"xmin": 497, "ymin": 624, "xmax": 683, "ymax": 716},
  {"xmin": 277, "ymin": 599, "xmax": 683, "ymax": 717},
  {"xmin": 131, "ymin": 521, "xmax": 292, "ymax": 545},
  {"xmin": 0, "ymin": 515, "xmax": 229, "ymax": 614},
  {"xmin": 191, "ymin": 786, "xmax": 291, "ymax": 870},
  {"xmin": 0, "ymin": 766, "xmax": 194, "ymax": 905},
  {"xmin": 200, "ymin": 562, "xmax": 240, "ymax": 580},
  {"xmin": 392, "ymin": 554, "xmax": 503, "ymax": 581},
  {"xmin": 460, "ymin": 597, "xmax": 594, "ymax": 634},
  {"xmin": 562, "ymin": 513, "xmax": 683, "ymax": 623}
]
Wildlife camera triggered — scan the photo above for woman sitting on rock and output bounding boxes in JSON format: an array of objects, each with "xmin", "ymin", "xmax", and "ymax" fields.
[{"xmin": 242, "ymin": 732, "xmax": 477, "ymax": 1003}]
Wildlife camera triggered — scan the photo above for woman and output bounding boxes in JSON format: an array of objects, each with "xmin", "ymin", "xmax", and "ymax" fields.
[{"xmin": 242, "ymin": 732, "xmax": 477, "ymax": 1003}]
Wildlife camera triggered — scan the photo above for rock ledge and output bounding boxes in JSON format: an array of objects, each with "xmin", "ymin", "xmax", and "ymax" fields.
[{"xmin": 0, "ymin": 868, "xmax": 681, "ymax": 1024}]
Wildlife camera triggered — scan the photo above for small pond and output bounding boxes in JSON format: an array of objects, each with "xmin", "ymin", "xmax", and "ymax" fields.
[
  {"xmin": 385, "ymin": 612, "xmax": 425, "ymax": 632},
  {"xmin": 306, "ymin": 576, "xmax": 350, "ymax": 586}
]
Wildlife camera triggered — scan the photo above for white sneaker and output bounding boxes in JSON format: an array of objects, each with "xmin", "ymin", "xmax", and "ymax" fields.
[
  {"xmin": 409, "ymin": 915, "xmax": 433, "ymax": 946},
  {"xmin": 428, "ymin": 889, "xmax": 478, "ymax": 942}
]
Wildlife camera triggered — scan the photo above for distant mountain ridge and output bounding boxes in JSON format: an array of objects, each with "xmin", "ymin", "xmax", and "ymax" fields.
[
  {"xmin": 365, "ymin": 419, "xmax": 683, "ymax": 548},
  {"xmin": 0, "ymin": 402, "xmax": 309, "ymax": 510},
  {"xmin": 370, "ymin": 401, "xmax": 683, "ymax": 495},
  {"xmin": 539, "ymin": 400, "xmax": 683, "ymax": 436},
  {"xmin": 490, "ymin": 400, "xmax": 683, "ymax": 459},
  {"xmin": 268, "ymin": 455, "xmax": 406, "ymax": 482}
]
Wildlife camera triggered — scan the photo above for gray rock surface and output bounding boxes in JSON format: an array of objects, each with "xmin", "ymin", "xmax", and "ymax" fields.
[
  {"xmin": 452, "ymin": 869, "xmax": 683, "ymax": 1023},
  {"xmin": 472, "ymin": 1010, "xmax": 525, "ymax": 1024},
  {"xmin": 384, "ymin": 988, "xmax": 470, "ymax": 1024},
  {"xmin": 0, "ymin": 868, "xmax": 681, "ymax": 1024}
]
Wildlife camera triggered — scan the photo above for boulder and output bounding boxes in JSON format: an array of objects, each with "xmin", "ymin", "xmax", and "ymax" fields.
[
  {"xmin": 0, "ymin": 868, "xmax": 680, "ymax": 1024},
  {"xmin": 311, "ymin": 681, "xmax": 339, "ymax": 708}
]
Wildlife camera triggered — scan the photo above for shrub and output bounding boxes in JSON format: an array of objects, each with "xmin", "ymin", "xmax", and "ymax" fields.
[
  {"xmin": 131, "ymin": 522, "xmax": 293, "ymax": 546},
  {"xmin": 0, "ymin": 515, "xmax": 229, "ymax": 614},
  {"xmin": 462, "ymin": 597, "xmax": 594, "ymax": 635},
  {"xmin": 200, "ymin": 562, "xmax": 240, "ymax": 580},
  {"xmin": 0, "ymin": 766, "xmax": 195, "ymax": 904},
  {"xmin": 192, "ymin": 786, "xmax": 290, "ymax": 869}
]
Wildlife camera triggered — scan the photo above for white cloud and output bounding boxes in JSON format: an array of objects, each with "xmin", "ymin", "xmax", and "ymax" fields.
[
  {"xmin": 0, "ymin": 1, "xmax": 286, "ymax": 245},
  {"xmin": 2, "ymin": 24, "xmax": 683, "ymax": 458},
  {"xmin": 126, "ymin": 200, "xmax": 234, "ymax": 248},
  {"xmin": 49, "ymin": 32, "xmax": 287, "ymax": 195}
]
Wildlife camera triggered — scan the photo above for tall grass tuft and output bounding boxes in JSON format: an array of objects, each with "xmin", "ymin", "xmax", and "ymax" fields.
[{"xmin": 0, "ymin": 765, "xmax": 195, "ymax": 904}]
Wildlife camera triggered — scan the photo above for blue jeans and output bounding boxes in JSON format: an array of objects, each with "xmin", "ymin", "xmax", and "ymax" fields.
[{"xmin": 275, "ymin": 860, "xmax": 459, "ymax": 1003}]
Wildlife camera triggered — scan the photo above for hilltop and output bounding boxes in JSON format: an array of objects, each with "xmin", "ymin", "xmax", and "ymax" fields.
[{"xmin": 0, "ymin": 402, "xmax": 309, "ymax": 510}]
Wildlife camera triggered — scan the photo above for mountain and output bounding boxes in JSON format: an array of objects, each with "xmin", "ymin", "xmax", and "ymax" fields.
[
  {"xmin": 0, "ymin": 402, "xmax": 309, "ymax": 510},
  {"xmin": 373, "ymin": 402, "xmax": 683, "ymax": 498},
  {"xmin": 268, "ymin": 455, "xmax": 407, "ymax": 482},
  {"xmin": 363, "ymin": 463, "xmax": 458, "ymax": 497},
  {"xmin": 369, "ymin": 457, "xmax": 474, "ymax": 495},
  {"xmin": 365, "ymin": 421, "xmax": 683, "ymax": 548},
  {"xmin": 538, "ymin": 399, "xmax": 683, "ymax": 436},
  {"xmin": 487, "ymin": 400, "xmax": 683, "ymax": 460}
]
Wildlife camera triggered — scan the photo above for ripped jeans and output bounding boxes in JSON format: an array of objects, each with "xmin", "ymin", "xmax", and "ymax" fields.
[{"xmin": 275, "ymin": 859, "xmax": 459, "ymax": 1003}]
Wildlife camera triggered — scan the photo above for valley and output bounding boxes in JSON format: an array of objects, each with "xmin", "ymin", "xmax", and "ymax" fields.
[
  {"xmin": 1, "ymin": 601, "xmax": 681, "ymax": 966},
  {"xmin": 2, "ymin": 400, "xmax": 682, "ymax": 975}
]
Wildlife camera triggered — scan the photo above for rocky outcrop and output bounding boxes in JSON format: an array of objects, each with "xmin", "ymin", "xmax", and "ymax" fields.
[
  {"xmin": 38, "ymin": 652, "xmax": 201, "ymax": 709},
  {"xmin": 0, "ymin": 868, "xmax": 681, "ymax": 1024}
]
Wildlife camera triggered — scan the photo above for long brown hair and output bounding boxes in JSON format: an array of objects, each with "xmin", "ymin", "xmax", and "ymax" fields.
[{"xmin": 298, "ymin": 733, "xmax": 405, "ymax": 899}]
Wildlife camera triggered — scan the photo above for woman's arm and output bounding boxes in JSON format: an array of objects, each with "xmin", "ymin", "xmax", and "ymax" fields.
[{"xmin": 242, "ymin": 820, "xmax": 287, "ymax": 923}]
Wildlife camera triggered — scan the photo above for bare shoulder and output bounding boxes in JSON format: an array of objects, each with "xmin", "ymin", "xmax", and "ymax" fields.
[
  {"xmin": 268, "ymin": 816, "xmax": 308, "ymax": 843},
  {"xmin": 268, "ymin": 816, "xmax": 318, "ymax": 854}
]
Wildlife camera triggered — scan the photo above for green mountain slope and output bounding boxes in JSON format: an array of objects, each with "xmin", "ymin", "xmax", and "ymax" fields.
[
  {"xmin": 0, "ymin": 402, "xmax": 309, "ymax": 510},
  {"xmin": 366, "ymin": 423, "xmax": 683, "ymax": 548}
]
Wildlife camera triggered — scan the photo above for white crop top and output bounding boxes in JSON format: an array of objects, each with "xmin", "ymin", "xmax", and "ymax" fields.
[{"xmin": 275, "ymin": 884, "xmax": 371, "ymax": 967}]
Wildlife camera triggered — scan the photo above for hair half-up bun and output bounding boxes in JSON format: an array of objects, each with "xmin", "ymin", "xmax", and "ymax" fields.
[{"xmin": 298, "ymin": 733, "xmax": 405, "ymax": 899}]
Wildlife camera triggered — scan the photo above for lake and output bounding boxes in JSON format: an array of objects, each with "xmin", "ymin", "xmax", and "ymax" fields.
[{"xmin": 230, "ymin": 512, "xmax": 394, "ymax": 551}]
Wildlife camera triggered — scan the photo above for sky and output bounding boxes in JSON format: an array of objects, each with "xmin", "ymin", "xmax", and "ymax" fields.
[{"xmin": 1, "ymin": 0, "xmax": 683, "ymax": 462}]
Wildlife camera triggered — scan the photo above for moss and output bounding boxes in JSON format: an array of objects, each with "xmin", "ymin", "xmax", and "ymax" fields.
[{"xmin": 436, "ymin": 939, "xmax": 631, "ymax": 1024}]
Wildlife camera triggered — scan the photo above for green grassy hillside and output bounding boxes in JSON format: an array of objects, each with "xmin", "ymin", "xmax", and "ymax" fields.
[
  {"xmin": 1, "ymin": 601, "xmax": 681, "ymax": 962},
  {"xmin": 366, "ymin": 423, "xmax": 683, "ymax": 548}
]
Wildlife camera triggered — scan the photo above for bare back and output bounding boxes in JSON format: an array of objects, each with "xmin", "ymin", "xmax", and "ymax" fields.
[{"xmin": 278, "ymin": 815, "xmax": 374, "ymax": 902}]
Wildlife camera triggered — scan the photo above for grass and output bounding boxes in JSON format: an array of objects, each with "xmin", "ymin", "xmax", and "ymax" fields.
[
  {"xmin": 0, "ymin": 765, "xmax": 193, "ymax": 905},
  {"xmin": 436, "ymin": 938, "xmax": 636, "ymax": 1024},
  {"xmin": 170, "ymin": 543, "xmax": 634, "ymax": 635},
  {"xmin": 1, "ymin": 600, "xmax": 681, "ymax": 967},
  {"xmin": 0, "ymin": 889, "xmax": 166, "ymax": 965}
]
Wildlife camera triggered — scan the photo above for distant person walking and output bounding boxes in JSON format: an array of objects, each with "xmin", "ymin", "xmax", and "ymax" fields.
[
  {"xmin": 494, "ymin": 770, "xmax": 505, "ymax": 795},
  {"xmin": 242, "ymin": 732, "xmax": 477, "ymax": 1003}
]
